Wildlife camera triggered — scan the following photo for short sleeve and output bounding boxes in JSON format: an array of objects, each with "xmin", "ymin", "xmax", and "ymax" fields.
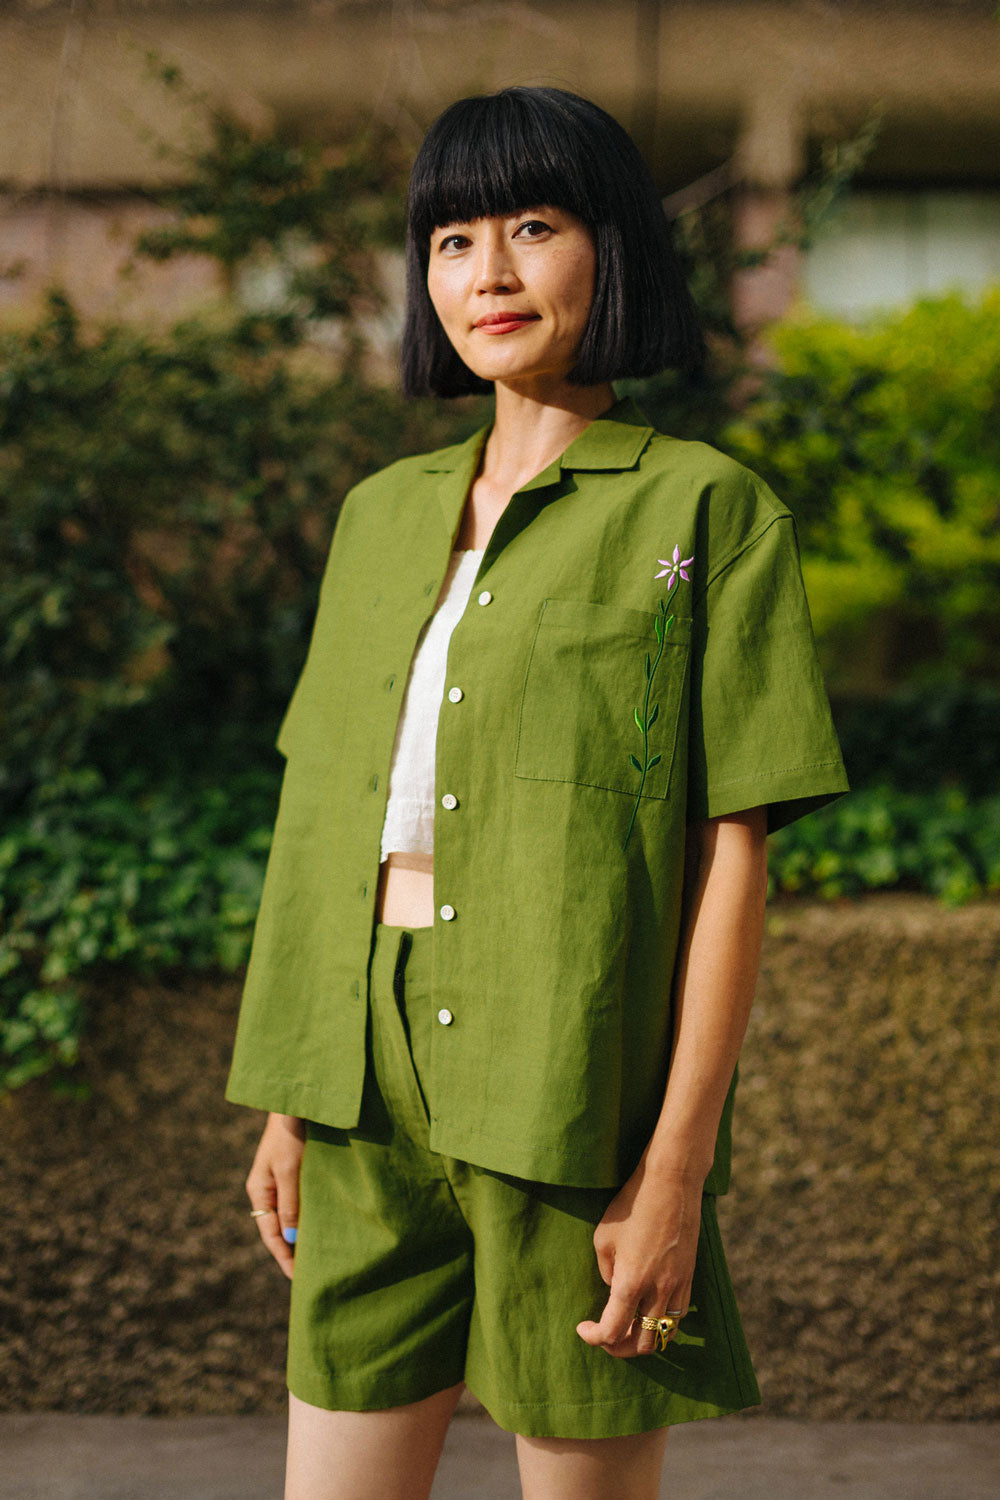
[{"xmin": 686, "ymin": 510, "xmax": 849, "ymax": 834}]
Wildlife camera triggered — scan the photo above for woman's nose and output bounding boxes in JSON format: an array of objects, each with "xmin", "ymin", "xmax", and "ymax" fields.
[{"xmin": 473, "ymin": 235, "xmax": 521, "ymax": 294}]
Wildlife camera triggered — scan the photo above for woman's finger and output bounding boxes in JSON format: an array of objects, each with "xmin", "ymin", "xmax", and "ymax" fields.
[
  {"xmin": 251, "ymin": 1201, "xmax": 296, "ymax": 1280},
  {"xmin": 274, "ymin": 1160, "xmax": 300, "ymax": 1250},
  {"xmin": 575, "ymin": 1281, "xmax": 641, "ymax": 1353}
]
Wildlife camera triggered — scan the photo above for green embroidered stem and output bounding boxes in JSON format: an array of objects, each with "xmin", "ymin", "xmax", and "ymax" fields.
[{"xmin": 622, "ymin": 599, "xmax": 674, "ymax": 851}]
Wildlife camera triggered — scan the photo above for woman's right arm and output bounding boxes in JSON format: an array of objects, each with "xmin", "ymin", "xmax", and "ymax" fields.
[{"xmin": 245, "ymin": 1112, "xmax": 306, "ymax": 1280}]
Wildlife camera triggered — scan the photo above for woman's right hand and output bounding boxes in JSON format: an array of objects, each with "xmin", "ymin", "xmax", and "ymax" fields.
[{"xmin": 245, "ymin": 1112, "xmax": 306, "ymax": 1280}]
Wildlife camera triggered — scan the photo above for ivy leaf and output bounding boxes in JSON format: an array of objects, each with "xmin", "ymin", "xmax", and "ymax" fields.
[
  {"xmin": 634, "ymin": 707, "xmax": 644, "ymax": 732},
  {"xmin": 664, "ymin": 614, "xmax": 675, "ymax": 634},
  {"xmin": 654, "ymin": 615, "xmax": 663, "ymax": 645},
  {"xmin": 629, "ymin": 753, "xmax": 642, "ymax": 772},
  {"xmin": 648, "ymin": 753, "xmax": 662, "ymax": 768},
  {"xmin": 647, "ymin": 702, "xmax": 659, "ymax": 729}
]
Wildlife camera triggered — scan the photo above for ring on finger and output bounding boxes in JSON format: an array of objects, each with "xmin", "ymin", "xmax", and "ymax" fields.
[
  {"xmin": 249, "ymin": 1207, "xmax": 278, "ymax": 1219},
  {"xmin": 637, "ymin": 1312, "xmax": 684, "ymax": 1351}
]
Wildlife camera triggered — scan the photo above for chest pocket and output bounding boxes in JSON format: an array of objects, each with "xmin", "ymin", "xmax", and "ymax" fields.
[{"xmin": 514, "ymin": 597, "xmax": 690, "ymax": 799}]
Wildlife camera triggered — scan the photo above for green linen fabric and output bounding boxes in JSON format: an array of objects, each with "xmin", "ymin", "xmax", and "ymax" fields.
[
  {"xmin": 225, "ymin": 395, "xmax": 849, "ymax": 1190},
  {"xmin": 286, "ymin": 922, "xmax": 761, "ymax": 1435}
]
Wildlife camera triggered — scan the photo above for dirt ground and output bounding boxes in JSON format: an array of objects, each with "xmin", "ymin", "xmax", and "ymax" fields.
[{"xmin": 1, "ymin": 893, "xmax": 997, "ymax": 1419}]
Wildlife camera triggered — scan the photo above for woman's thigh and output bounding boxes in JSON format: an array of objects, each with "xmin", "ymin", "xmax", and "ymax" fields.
[
  {"xmin": 515, "ymin": 1426, "xmax": 670, "ymax": 1500},
  {"xmin": 285, "ymin": 1384, "xmax": 466, "ymax": 1500}
]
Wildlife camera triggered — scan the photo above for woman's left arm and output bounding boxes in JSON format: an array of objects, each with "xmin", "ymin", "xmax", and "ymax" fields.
[{"xmin": 576, "ymin": 804, "xmax": 769, "ymax": 1357}]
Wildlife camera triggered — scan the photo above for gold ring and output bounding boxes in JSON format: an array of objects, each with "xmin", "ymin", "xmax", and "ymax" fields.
[
  {"xmin": 249, "ymin": 1207, "xmax": 278, "ymax": 1219},
  {"xmin": 637, "ymin": 1311, "xmax": 686, "ymax": 1350}
]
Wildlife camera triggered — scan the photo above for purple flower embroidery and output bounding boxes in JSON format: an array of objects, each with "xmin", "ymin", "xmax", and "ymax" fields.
[
  {"xmin": 621, "ymin": 546, "xmax": 694, "ymax": 852},
  {"xmin": 655, "ymin": 545, "xmax": 694, "ymax": 591}
]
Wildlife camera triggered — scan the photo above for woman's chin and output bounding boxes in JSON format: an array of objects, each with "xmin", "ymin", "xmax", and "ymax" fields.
[{"xmin": 466, "ymin": 365, "xmax": 578, "ymax": 401}]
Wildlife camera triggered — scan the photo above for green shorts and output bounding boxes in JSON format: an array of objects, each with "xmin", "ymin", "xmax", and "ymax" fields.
[{"xmin": 286, "ymin": 921, "xmax": 761, "ymax": 1439}]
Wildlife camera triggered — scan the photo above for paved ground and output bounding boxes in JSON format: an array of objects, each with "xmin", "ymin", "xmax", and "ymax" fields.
[{"xmin": 1, "ymin": 1414, "xmax": 998, "ymax": 1499}]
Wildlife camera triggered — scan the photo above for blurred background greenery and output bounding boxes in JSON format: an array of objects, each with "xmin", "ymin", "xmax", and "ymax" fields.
[{"xmin": 2, "ymin": 42, "xmax": 999, "ymax": 1098}]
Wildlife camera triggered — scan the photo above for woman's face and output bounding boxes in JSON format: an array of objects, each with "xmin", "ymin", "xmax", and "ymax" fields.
[{"xmin": 426, "ymin": 206, "xmax": 597, "ymax": 393}]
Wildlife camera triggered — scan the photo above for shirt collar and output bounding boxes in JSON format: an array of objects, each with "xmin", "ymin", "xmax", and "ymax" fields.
[
  {"xmin": 424, "ymin": 393, "xmax": 654, "ymax": 531},
  {"xmin": 422, "ymin": 394, "xmax": 653, "ymax": 477}
]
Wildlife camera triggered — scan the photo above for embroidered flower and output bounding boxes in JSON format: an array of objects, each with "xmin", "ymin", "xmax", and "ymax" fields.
[
  {"xmin": 654, "ymin": 544, "xmax": 694, "ymax": 591},
  {"xmin": 621, "ymin": 546, "xmax": 694, "ymax": 852}
]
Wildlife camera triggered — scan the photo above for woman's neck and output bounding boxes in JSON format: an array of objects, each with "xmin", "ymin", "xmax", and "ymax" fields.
[{"xmin": 482, "ymin": 380, "xmax": 616, "ymax": 496}]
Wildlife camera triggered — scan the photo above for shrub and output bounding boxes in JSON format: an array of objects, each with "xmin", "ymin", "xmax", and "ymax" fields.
[
  {"xmin": 0, "ymin": 293, "xmax": 484, "ymax": 803},
  {"xmin": 720, "ymin": 291, "xmax": 1000, "ymax": 691},
  {"xmin": 768, "ymin": 785, "xmax": 1000, "ymax": 907},
  {"xmin": 0, "ymin": 764, "xmax": 280, "ymax": 1092}
]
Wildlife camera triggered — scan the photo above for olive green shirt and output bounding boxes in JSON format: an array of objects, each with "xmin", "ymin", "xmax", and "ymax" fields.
[{"xmin": 225, "ymin": 396, "xmax": 848, "ymax": 1191}]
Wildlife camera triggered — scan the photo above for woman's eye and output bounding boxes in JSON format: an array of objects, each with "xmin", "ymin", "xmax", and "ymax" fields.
[
  {"xmin": 515, "ymin": 220, "xmax": 552, "ymax": 239},
  {"xmin": 437, "ymin": 232, "xmax": 470, "ymax": 252}
]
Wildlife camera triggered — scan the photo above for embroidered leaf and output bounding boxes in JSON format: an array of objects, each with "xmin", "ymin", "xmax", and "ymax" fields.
[
  {"xmin": 670, "ymin": 1329, "xmax": 706, "ymax": 1349},
  {"xmin": 625, "ymin": 560, "xmax": 692, "ymax": 852}
]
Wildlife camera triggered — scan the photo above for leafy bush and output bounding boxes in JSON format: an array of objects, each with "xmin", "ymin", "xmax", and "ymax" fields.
[
  {"xmin": 0, "ymin": 764, "xmax": 281, "ymax": 1091},
  {"xmin": 832, "ymin": 681, "xmax": 1000, "ymax": 798},
  {"xmin": 768, "ymin": 786, "xmax": 1000, "ymax": 907},
  {"xmin": 720, "ymin": 292, "xmax": 1000, "ymax": 691},
  {"xmin": 0, "ymin": 293, "xmax": 484, "ymax": 803}
]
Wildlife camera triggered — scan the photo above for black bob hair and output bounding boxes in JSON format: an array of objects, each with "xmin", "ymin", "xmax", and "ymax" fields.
[{"xmin": 402, "ymin": 86, "xmax": 706, "ymax": 398}]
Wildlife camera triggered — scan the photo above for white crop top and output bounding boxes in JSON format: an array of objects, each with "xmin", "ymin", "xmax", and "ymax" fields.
[{"xmin": 378, "ymin": 548, "xmax": 485, "ymax": 861}]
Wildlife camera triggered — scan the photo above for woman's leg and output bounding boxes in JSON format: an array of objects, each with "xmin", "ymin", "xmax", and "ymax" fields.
[
  {"xmin": 515, "ymin": 1427, "xmax": 670, "ymax": 1500},
  {"xmin": 284, "ymin": 1383, "xmax": 466, "ymax": 1500}
]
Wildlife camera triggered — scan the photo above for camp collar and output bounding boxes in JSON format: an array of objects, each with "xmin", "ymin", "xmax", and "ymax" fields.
[
  {"xmin": 424, "ymin": 395, "xmax": 655, "ymax": 531},
  {"xmin": 422, "ymin": 394, "xmax": 654, "ymax": 480}
]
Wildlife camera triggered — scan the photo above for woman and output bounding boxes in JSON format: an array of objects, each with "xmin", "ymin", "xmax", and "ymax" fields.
[{"xmin": 226, "ymin": 87, "xmax": 849, "ymax": 1499}]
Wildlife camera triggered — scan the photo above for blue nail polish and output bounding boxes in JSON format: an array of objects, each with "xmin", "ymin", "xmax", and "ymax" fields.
[{"xmin": 282, "ymin": 1226, "xmax": 298, "ymax": 1245}]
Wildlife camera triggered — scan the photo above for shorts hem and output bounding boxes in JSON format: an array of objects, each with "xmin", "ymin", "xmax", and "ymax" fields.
[
  {"xmin": 469, "ymin": 1383, "xmax": 763, "ymax": 1440},
  {"xmin": 287, "ymin": 1366, "xmax": 466, "ymax": 1415}
]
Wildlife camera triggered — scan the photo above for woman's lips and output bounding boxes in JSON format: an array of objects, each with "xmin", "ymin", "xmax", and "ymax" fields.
[{"xmin": 474, "ymin": 313, "xmax": 541, "ymax": 334}]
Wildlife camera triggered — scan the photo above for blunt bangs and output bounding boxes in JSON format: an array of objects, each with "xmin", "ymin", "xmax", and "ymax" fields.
[
  {"xmin": 402, "ymin": 87, "xmax": 706, "ymax": 398},
  {"xmin": 407, "ymin": 93, "xmax": 595, "ymax": 261}
]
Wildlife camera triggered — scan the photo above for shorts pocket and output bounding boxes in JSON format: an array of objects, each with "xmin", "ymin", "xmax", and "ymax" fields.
[{"xmin": 514, "ymin": 597, "xmax": 690, "ymax": 799}]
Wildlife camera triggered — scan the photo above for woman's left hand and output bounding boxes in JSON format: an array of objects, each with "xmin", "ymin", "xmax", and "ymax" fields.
[{"xmin": 575, "ymin": 1160, "xmax": 702, "ymax": 1357}]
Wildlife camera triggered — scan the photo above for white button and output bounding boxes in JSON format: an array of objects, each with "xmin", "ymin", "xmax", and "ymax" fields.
[
  {"xmin": 477, "ymin": 590, "xmax": 492, "ymax": 606},
  {"xmin": 441, "ymin": 793, "xmax": 458, "ymax": 810},
  {"xmin": 439, "ymin": 904, "xmax": 456, "ymax": 921},
  {"xmin": 448, "ymin": 686, "xmax": 463, "ymax": 702},
  {"xmin": 437, "ymin": 1008, "xmax": 454, "ymax": 1026}
]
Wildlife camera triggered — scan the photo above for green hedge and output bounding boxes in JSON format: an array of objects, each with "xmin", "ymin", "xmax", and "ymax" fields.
[
  {"xmin": 720, "ymin": 291, "xmax": 1000, "ymax": 692},
  {"xmin": 831, "ymin": 681, "xmax": 1000, "ymax": 798},
  {"xmin": 768, "ymin": 785, "xmax": 1000, "ymax": 905},
  {"xmin": 0, "ymin": 765, "xmax": 279, "ymax": 1091},
  {"xmin": 0, "ymin": 293, "xmax": 484, "ymax": 804}
]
